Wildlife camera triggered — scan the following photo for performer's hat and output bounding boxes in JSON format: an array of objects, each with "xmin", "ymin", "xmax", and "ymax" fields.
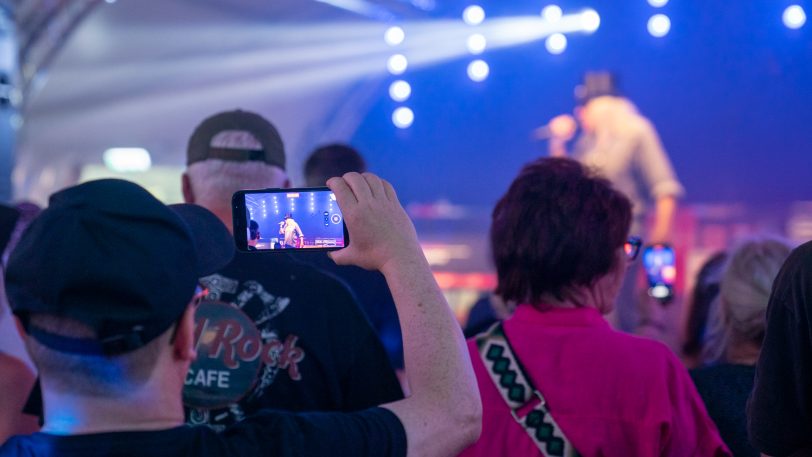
[{"xmin": 575, "ymin": 71, "xmax": 620, "ymax": 104}]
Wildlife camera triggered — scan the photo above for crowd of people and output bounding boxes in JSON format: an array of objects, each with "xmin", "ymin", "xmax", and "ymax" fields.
[{"xmin": 0, "ymin": 74, "xmax": 810, "ymax": 457}]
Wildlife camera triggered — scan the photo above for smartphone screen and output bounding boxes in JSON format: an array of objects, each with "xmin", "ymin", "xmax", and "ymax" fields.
[
  {"xmin": 232, "ymin": 187, "xmax": 348, "ymax": 252},
  {"xmin": 642, "ymin": 244, "xmax": 676, "ymax": 301}
]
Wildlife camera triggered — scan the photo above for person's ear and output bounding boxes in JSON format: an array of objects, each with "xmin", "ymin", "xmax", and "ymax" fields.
[
  {"xmin": 181, "ymin": 173, "xmax": 195, "ymax": 204},
  {"xmin": 173, "ymin": 305, "xmax": 197, "ymax": 362}
]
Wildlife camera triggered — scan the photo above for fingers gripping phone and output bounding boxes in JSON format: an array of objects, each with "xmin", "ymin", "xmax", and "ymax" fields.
[
  {"xmin": 642, "ymin": 244, "xmax": 676, "ymax": 303},
  {"xmin": 232, "ymin": 187, "xmax": 349, "ymax": 252}
]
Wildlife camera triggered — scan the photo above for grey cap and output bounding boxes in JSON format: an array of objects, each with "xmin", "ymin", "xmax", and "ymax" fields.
[{"xmin": 187, "ymin": 110, "xmax": 286, "ymax": 170}]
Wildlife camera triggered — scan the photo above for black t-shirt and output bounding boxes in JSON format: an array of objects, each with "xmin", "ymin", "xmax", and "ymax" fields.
[
  {"xmin": 183, "ymin": 252, "xmax": 403, "ymax": 429},
  {"xmin": 298, "ymin": 252, "xmax": 403, "ymax": 370},
  {"xmin": 462, "ymin": 294, "xmax": 499, "ymax": 338},
  {"xmin": 748, "ymin": 240, "xmax": 812, "ymax": 456},
  {"xmin": 0, "ymin": 407, "xmax": 406, "ymax": 457},
  {"xmin": 691, "ymin": 363, "xmax": 757, "ymax": 457}
]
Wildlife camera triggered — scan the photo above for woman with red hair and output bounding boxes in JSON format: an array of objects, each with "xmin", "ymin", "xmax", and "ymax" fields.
[{"xmin": 460, "ymin": 158, "xmax": 728, "ymax": 457}]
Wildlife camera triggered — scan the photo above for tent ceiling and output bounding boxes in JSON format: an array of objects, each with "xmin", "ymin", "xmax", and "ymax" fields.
[{"xmin": 14, "ymin": 0, "xmax": 430, "ymax": 201}]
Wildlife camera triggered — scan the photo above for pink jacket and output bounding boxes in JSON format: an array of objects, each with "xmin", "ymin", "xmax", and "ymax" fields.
[{"xmin": 459, "ymin": 306, "xmax": 731, "ymax": 457}]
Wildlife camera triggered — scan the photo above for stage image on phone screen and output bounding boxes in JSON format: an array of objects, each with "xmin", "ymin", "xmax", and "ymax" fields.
[{"xmin": 243, "ymin": 190, "xmax": 345, "ymax": 251}]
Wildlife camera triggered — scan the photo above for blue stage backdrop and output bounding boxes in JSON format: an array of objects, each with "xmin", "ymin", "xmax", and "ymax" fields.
[{"xmin": 352, "ymin": 0, "xmax": 812, "ymax": 209}]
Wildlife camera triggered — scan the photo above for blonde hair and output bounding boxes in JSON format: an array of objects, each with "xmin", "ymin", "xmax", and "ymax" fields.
[
  {"xmin": 186, "ymin": 159, "xmax": 287, "ymax": 211},
  {"xmin": 703, "ymin": 238, "xmax": 792, "ymax": 362}
]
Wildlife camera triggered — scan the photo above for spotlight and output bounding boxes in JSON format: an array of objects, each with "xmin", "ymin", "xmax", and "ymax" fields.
[
  {"xmin": 541, "ymin": 5, "xmax": 563, "ymax": 23},
  {"xmin": 467, "ymin": 59, "xmax": 489, "ymax": 82},
  {"xmin": 648, "ymin": 14, "xmax": 671, "ymax": 37},
  {"xmin": 463, "ymin": 5, "xmax": 486, "ymax": 26},
  {"xmin": 387, "ymin": 54, "xmax": 409, "ymax": 75},
  {"xmin": 784, "ymin": 5, "xmax": 807, "ymax": 29},
  {"xmin": 389, "ymin": 80, "xmax": 412, "ymax": 102},
  {"xmin": 545, "ymin": 33, "xmax": 567, "ymax": 54},
  {"xmin": 384, "ymin": 26, "xmax": 405, "ymax": 46},
  {"xmin": 647, "ymin": 0, "xmax": 668, "ymax": 7},
  {"xmin": 466, "ymin": 33, "xmax": 487, "ymax": 54},
  {"xmin": 392, "ymin": 107, "xmax": 414, "ymax": 129},
  {"xmin": 580, "ymin": 9, "xmax": 601, "ymax": 33}
]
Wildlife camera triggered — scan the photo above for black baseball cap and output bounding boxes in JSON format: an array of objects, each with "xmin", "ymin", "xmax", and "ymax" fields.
[
  {"xmin": 575, "ymin": 71, "xmax": 620, "ymax": 105},
  {"xmin": 5, "ymin": 179, "xmax": 235, "ymax": 356},
  {"xmin": 187, "ymin": 109, "xmax": 286, "ymax": 170}
]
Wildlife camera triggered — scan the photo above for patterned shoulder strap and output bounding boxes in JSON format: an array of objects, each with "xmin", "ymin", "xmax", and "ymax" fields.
[{"xmin": 476, "ymin": 322, "xmax": 581, "ymax": 457}]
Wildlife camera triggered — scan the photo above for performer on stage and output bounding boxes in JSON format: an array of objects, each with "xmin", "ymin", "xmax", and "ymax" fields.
[
  {"xmin": 279, "ymin": 213, "xmax": 304, "ymax": 249},
  {"xmin": 540, "ymin": 72, "xmax": 684, "ymax": 334}
]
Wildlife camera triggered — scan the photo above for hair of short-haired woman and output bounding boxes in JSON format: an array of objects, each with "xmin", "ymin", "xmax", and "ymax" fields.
[{"xmin": 491, "ymin": 158, "xmax": 632, "ymax": 307}]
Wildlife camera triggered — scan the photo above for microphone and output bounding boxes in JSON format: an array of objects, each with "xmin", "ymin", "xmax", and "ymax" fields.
[
  {"xmin": 531, "ymin": 114, "xmax": 577, "ymax": 142},
  {"xmin": 531, "ymin": 125, "xmax": 552, "ymax": 140}
]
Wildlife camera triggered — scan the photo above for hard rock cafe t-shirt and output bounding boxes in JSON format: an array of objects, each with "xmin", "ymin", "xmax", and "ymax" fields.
[{"xmin": 182, "ymin": 251, "xmax": 404, "ymax": 429}]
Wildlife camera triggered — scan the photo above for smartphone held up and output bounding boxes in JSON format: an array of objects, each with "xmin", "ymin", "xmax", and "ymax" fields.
[
  {"xmin": 642, "ymin": 244, "xmax": 676, "ymax": 303},
  {"xmin": 232, "ymin": 187, "xmax": 349, "ymax": 252}
]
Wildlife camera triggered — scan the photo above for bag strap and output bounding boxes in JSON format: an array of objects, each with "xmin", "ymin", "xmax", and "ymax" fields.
[{"xmin": 476, "ymin": 322, "xmax": 581, "ymax": 457}]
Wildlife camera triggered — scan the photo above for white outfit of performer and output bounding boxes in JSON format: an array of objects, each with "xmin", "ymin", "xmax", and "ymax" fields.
[
  {"xmin": 281, "ymin": 218, "xmax": 304, "ymax": 248},
  {"xmin": 550, "ymin": 96, "xmax": 684, "ymax": 333},
  {"xmin": 572, "ymin": 103, "xmax": 684, "ymax": 235}
]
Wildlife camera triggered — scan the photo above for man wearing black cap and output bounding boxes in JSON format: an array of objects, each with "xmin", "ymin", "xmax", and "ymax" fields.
[
  {"xmin": 0, "ymin": 175, "xmax": 482, "ymax": 456},
  {"xmin": 541, "ymin": 72, "xmax": 684, "ymax": 334},
  {"xmin": 180, "ymin": 110, "xmax": 402, "ymax": 429}
]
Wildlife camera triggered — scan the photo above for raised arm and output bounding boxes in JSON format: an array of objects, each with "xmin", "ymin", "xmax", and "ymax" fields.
[
  {"xmin": 651, "ymin": 195, "xmax": 677, "ymax": 245},
  {"xmin": 328, "ymin": 173, "xmax": 481, "ymax": 457},
  {"xmin": 634, "ymin": 119, "xmax": 684, "ymax": 243}
]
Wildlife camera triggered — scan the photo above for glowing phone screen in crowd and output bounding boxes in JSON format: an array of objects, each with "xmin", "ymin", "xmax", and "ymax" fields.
[{"xmin": 232, "ymin": 187, "xmax": 348, "ymax": 252}]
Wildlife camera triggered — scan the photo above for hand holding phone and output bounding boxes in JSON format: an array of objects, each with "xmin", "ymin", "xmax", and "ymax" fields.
[{"xmin": 326, "ymin": 172, "xmax": 421, "ymax": 272}]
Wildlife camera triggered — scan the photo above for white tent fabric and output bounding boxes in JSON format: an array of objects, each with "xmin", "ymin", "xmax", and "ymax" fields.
[{"xmin": 14, "ymin": 0, "xmax": 421, "ymax": 203}]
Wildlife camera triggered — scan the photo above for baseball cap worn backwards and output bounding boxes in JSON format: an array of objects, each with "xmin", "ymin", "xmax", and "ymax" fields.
[
  {"xmin": 187, "ymin": 109, "xmax": 286, "ymax": 170},
  {"xmin": 5, "ymin": 179, "xmax": 235, "ymax": 356}
]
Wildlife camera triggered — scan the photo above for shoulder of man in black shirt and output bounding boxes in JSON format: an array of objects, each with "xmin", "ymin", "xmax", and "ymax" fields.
[
  {"xmin": 748, "ymin": 240, "xmax": 812, "ymax": 457},
  {"xmin": 0, "ymin": 407, "xmax": 406, "ymax": 457},
  {"xmin": 295, "ymin": 251, "xmax": 404, "ymax": 370},
  {"xmin": 691, "ymin": 364, "xmax": 757, "ymax": 457}
]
